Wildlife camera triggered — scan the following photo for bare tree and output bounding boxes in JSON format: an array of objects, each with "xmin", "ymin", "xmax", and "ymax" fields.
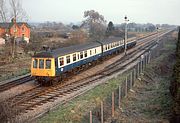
[
  {"xmin": 83, "ymin": 10, "xmax": 106, "ymax": 41},
  {"xmin": 9, "ymin": 0, "xmax": 28, "ymax": 21},
  {"xmin": 0, "ymin": 0, "xmax": 7, "ymax": 22}
]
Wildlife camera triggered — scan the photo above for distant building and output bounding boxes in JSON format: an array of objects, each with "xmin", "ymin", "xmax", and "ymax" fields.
[{"xmin": 0, "ymin": 18, "xmax": 31, "ymax": 43}]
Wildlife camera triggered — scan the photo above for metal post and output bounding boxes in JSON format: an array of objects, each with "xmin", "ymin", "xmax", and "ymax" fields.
[
  {"xmin": 112, "ymin": 92, "xmax": 115, "ymax": 118},
  {"xmin": 124, "ymin": 16, "xmax": 129, "ymax": 56},
  {"xmin": 118, "ymin": 85, "xmax": 121, "ymax": 109},
  {"xmin": 137, "ymin": 62, "xmax": 139, "ymax": 77},
  {"xmin": 101, "ymin": 101, "xmax": 103, "ymax": 123},
  {"xmin": 90, "ymin": 111, "xmax": 92, "ymax": 123}
]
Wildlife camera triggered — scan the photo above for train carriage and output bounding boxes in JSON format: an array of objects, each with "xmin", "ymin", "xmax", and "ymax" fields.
[{"xmin": 31, "ymin": 37, "xmax": 137, "ymax": 84}]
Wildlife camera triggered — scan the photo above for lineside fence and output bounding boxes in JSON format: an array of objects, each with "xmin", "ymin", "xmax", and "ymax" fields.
[{"xmin": 85, "ymin": 40, "xmax": 165, "ymax": 123}]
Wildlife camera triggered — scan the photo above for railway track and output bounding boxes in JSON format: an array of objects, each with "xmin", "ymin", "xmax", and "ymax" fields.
[
  {"xmin": 0, "ymin": 75, "xmax": 33, "ymax": 92},
  {"xmin": 3, "ymin": 30, "xmax": 172, "ymax": 120}
]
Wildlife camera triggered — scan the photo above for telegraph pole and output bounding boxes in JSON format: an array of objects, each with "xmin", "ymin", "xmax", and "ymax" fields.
[
  {"xmin": 124, "ymin": 16, "xmax": 129, "ymax": 55},
  {"xmin": 156, "ymin": 27, "xmax": 159, "ymax": 44}
]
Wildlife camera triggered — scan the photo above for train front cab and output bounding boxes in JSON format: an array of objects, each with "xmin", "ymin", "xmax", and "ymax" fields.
[{"xmin": 31, "ymin": 58, "xmax": 55, "ymax": 80}]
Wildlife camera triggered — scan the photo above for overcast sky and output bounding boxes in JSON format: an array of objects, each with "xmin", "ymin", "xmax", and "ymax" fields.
[{"xmin": 22, "ymin": 0, "xmax": 180, "ymax": 25}]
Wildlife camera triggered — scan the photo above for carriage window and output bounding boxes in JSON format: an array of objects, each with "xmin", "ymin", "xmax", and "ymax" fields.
[
  {"xmin": 80, "ymin": 52, "xmax": 83, "ymax": 59},
  {"xmin": 39, "ymin": 59, "xmax": 44, "ymax": 69},
  {"xmin": 66, "ymin": 55, "xmax": 70, "ymax": 64},
  {"xmin": 84, "ymin": 51, "xmax": 87, "ymax": 57},
  {"xmin": 73, "ymin": 54, "xmax": 76, "ymax": 61},
  {"xmin": 46, "ymin": 59, "xmax": 51, "ymax": 69},
  {"xmin": 77, "ymin": 54, "xmax": 80, "ymax": 59},
  {"xmin": 90, "ymin": 50, "xmax": 92, "ymax": 55},
  {"xmin": 33, "ymin": 59, "xmax": 38, "ymax": 68},
  {"xmin": 59, "ymin": 57, "xmax": 64, "ymax": 66},
  {"xmin": 95, "ymin": 49, "xmax": 96, "ymax": 54}
]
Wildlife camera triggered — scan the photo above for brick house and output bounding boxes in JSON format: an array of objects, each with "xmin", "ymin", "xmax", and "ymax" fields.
[{"xmin": 0, "ymin": 18, "xmax": 30, "ymax": 43}]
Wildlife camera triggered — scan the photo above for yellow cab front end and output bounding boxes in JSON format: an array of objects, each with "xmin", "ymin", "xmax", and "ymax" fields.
[{"xmin": 31, "ymin": 58, "xmax": 55, "ymax": 77}]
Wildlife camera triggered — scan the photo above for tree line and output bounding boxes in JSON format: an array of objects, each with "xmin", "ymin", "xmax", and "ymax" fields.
[{"xmin": 170, "ymin": 27, "xmax": 180, "ymax": 122}]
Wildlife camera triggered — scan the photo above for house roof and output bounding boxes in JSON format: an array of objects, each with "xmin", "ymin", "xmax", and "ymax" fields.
[{"xmin": 0, "ymin": 22, "xmax": 30, "ymax": 29}]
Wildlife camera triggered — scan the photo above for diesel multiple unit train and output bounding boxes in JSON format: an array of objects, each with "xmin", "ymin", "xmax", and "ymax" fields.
[{"xmin": 31, "ymin": 37, "xmax": 137, "ymax": 84}]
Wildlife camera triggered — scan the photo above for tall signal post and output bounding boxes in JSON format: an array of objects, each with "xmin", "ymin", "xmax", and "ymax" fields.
[
  {"xmin": 156, "ymin": 27, "xmax": 159, "ymax": 44},
  {"xmin": 124, "ymin": 16, "xmax": 129, "ymax": 55}
]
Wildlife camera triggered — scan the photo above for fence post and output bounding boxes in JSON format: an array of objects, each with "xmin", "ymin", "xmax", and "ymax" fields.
[
  {"xmin": 90, "ymin": 111, "xmax": 92, "ymax": 123},
  {"xmin": 112, "ymin": 92, "xmax": 115, "ymax": 118},
  {"xmin": 125, "ymin": 77, "xmax": 128, "ymax": 97},
  {"xmin": 130, "ymin": 72, "xmax": 133, "ymax": 89},
  {"xmin": 137, "ymin": 62, "xmax": 139, "ymax": 77},
  {"xmin": 118, "ymin": 85, "xmax": 121, "ymax": 109},
  {"xmin": 133, "ymin": 68, "xmax": 136, "ymax": 85},
  {"xmin": 101, "ymin": 101, "xmax": 103, "ymax": 123},
  {"xmin": 148, "ymin": 51, "xmax": 151, "ymax": 63}
]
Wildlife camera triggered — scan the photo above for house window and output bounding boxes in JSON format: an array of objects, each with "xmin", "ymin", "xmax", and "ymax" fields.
[
  {"xmin": 73, "ymin": 54, "xmax": 76, "ymax": 61},
  {"xmin": 22, "ymin": 27, "xmax": 25, "ymax": 32},
  {"xmin": 80, "ymin": 52, "xmax": 83, "ymax": 59},
  {"xmin": 66, "ymin": 55, "xmax": 70, "ymax": 64},
  {"xmin": 59, "ymin": 57, "xmax": 64, "ymax": 66},
  {"xmin": 84, "ymin": 51, "xmax": 87, "ymax": 57}
]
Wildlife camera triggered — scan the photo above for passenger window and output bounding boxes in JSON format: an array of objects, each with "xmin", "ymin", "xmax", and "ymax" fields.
[
  {"xmin": 77, "ymin": 54, "xmax": 80, "ymax": 59},
  {"xmin": 33, "ymin": 59, "xmax": 38, "ymax": 68},
  {"xmin": 106, "ymin": 45, "xmax": 108, "ymax": 50},
  {"xmin": 84, "ymin": 51, "xmax": 87, "ymax": 57},
  {"xmin": 66, "ymin": 55, "xmax": 70, "ymax": 64},
  {"xmin": 73, "ymin": 54, "xmax": 76, "ymax": 61},
  {"xmin": 80, "ymin": 52, "xmax": 83, "ymax": 59},
  {"xmin": 90, "ymin": 50, "xmax": 92, "ymax": 55},
  {"xmin": 39, "ymin": 59, "xmax": 44, "ymax": 69},
  {"xmin": 95, "ymin": 49, "xmax": 96, "ymax": 54},
  {"xmin": 108, "ymin": 44, "xmax": 110, "ymax": 49},
  {"xmin": 46, "ymin": 59, "xmax": 51, "ymax": 69},
  {"xmin": 59, "ymin": 57, "xmax": 64, "ymax": 66}
]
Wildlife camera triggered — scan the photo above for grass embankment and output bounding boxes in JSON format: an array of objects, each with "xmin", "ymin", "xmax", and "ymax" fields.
[
  {"xmin": 38, "ymin": 70, "xmax": 129, "ymax": 122},
  {"xmin": 38, "ymin": 36, "xmax": 176, "ymax": 123},
  {"xmin": 115, "ymin": 38, "xmax": 176, "ymax": 122}
]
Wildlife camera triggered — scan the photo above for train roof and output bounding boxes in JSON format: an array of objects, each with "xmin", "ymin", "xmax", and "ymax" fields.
[
  {"xmin": 33, "ymin": 37, "xmax": 124, "ymax": 58},
  {"xmin": 100, "ymin": 37, "xmax": 123, "ymax": 45},
  {"xmin": 33, "ymin": 41, "xmax": 101, "ymax": 58}
]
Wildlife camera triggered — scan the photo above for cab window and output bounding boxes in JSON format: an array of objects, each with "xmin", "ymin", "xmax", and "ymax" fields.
[
  {"xmin": 66, "ymin": 55, "xmax": 70, "ymax": 64},
  {"xmin": 46, "ymin": 59, "xmax": 51, "ymax": 69},
  {"xmin": 73, "ymin": 54, "xmax": 76, "ymax": 61},
  {"xmin": 33, "ymin": 59, "xmax": 38, "ymax": 68},
  {"xmin": 39, "ymin": 59, "xmax": 44, "ymax": 69},
  {"xmin": 59, "ymin": 57, "xmax": 64, "ymax": 66},
  {"xmin": 80, "ymin": 52, "xmax": 83, "ymax": 59}
]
